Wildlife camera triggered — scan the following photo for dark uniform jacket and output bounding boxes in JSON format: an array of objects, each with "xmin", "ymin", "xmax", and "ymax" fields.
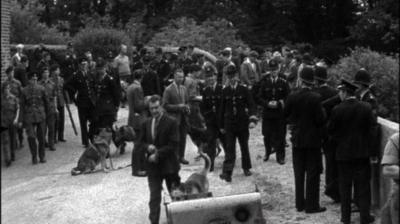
[
  {"xmin": 51, "ymin": 76, "xmax": 65, "ymax": 107},
  {"xmin": 60, "ymin": 52, "xmax": 77, "ymax": 81},
  {"xmin": 328, "ymin": 98, "xmax": 377, "ymax": 160},
  {"xmin": 64, "ymin": 70, "xmax": 96, "ymax": 108},
  {"xmin": 1, "ymin": 95, "xmax": 19, "ymax": 128},
  {"xmin": 19, "ymin": 83, "xmax": 49, "ymax": 124},
  {"xmin": 138, "ymin": 114, "xmax": 180, "ymax": 175},
  {"xmin": 14, "ymin": 64, "xmax": 29, "ymax": 87},
  {"xmin": 357, "ymin": 89, "xmax": 378, "ymax": 116},
  {"xmin": 284, "ymin": 87, "xmax": 326, "ymax": 149},
  {"xmin": 258, "ymin": 75, "xmax": 290, "ymax": 119},
  {"xmin": 141, "ymin": 68, "xmax": 161, "ymax": 97},
  {"xmin": 3, "ymin": 78, "xmax": 22, "ymax": 99},
  {"xmin": 127, "ymin": 81, "xmax": 147, "ymax": 130},
  {"xmin": 93, "ymin": 73, "xmax": 120, "ymax": 117},
  {"xmin": 200, "ymin": 83, "xmax": 223, "ymax": 126},
  {"xmin": 219, "ymin": 82, "xmax": 257, "ymax": 131}
]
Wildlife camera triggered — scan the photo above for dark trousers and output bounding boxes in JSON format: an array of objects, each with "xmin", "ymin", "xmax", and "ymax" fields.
[
  {"xmin": 17, "ymin": 127, "xmax": 24, "ymax": 146},
  {"xmin": 8, "ymin": 125, "xmax": 16, "ymax": 159},
  {"xmin": 25, "ymin": 121, "xmax": 46, "ymax": 160},
  {"xmin": 55, "ymin": 105, "xmax": 65, "ymax": 140},
  {"xmin": 323, "ymin": 140, "xmax": 340, "ymax": 201},
  {"xmin": 132, "ymin": 129, "xmax": 147, "ymax": 173},
  {"xmin": 204, "ymin": 122, "xmax": 218, "ymax": 171},
  {"xmin": 337, "ymin": 159, "xmax": 371, "ymax": 224},
  {"xmin": 45, "ymin": 113, "xmax": 56, "ymax": 148},
  {"xmin": 262, "ymin": 118, "xmax": 286, "ymax": 161},
  {"xmin": 77, "ymin": 106, "xmax": 94, "ymax": 146},
  {"xmin": 148, "ymin": 172, "xmax": 180, "ymax": 224},
  {"xmin": 292, "ymin": 147, "xmax": 323, "ymax": 211},
  {"xmin": 178, "ymin": 123, "xmax": 187, "ymax": 159},
  {"xmin": 222, "ymin": 128, "xmax": 252, "ymax": 175}
]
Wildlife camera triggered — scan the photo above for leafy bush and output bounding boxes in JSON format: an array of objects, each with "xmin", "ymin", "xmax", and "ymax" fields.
[
  {"xmin": 329, "ymin": 47, "xmax": 399, "ymax": 121},
  {"xmin": 10, "ymin": 5, "xmax": 70, "ymax": 44},
  {"xmin": 148, "ymin": 17, "xmax": 247, "ymax": 54},
  {"xmin": 72, "ymin": 28, "xmax": 132, "ymax": 59}
]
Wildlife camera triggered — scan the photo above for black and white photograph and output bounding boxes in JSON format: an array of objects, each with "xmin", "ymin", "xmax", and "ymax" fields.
[{"xmin": 1, "ymin": 0, "xmax": 399, "ymax": 224}]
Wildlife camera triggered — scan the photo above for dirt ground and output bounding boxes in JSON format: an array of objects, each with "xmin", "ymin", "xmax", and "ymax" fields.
[{"xmin": 1, "ymin": 105, "xmax": 379, "ymax": 224}]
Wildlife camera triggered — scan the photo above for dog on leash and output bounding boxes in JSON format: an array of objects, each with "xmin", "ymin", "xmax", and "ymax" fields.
[
  {"xmin": 171, "ymin": 148, "xmax": 211, "ymax": 198},
  {"xmin": 71, "ymin": 125, "xmax": 135, "ymax": 176}
]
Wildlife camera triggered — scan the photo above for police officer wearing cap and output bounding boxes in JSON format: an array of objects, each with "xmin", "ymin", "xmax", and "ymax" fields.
[
  {"xmin": 258, "ymin": 58, "xmax": 290, "ymax": 164},
  {"xmin": 219, "ymin": 64, "xmax": 258, "ymax": 182},
  {"xmin": 91, "ymin": 57, "xmax": 120, "ymax": 133},
  {"xmin": 141, "ymin": 55, "xmax": 161, "ymax": 97},
  {"xmin": 19, "ymin": 72, "xmax": 49, "ymax": 164},
  {"xmin": 328, "ymin": 79, "xmax": 377, "ymax": 224},
  {"xmin": 354, "ymin": 68, "xmax": 378, "ymax": 115},
  {"xmin": 64, "ymin": 57, "xmax": 96, "ymax": 147},
  {"xmin": 285, "ymin": 67, "xmax": 326, "ymax": 213},
  {"xmin": 200, "ymin": 65, "xmax": 225, "ymax": 171},
  {"xmin": 313, "ymin": 65, "xmax": 340, "ymax": 202}
]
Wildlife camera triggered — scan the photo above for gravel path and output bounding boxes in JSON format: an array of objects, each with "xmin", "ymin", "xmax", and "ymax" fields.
[{"xmin": 1, "ymin": 105, "xmax": 379, "ymax": 224}]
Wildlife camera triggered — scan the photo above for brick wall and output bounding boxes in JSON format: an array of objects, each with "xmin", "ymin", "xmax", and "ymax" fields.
[{"xmin": 1, "ymin": 0, "xmax": 11, "ymax": 82}]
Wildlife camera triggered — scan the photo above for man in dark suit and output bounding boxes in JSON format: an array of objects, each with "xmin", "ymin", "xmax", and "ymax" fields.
[
  {"xmin": 138, "ymin": 95, "xmax": 180, "ymax": 224},
  {"xmin": 284, "ymin": 67, "xmax": 326, "ymax": 213},
  {"xmin": 328, "ymin": 79, "xmax": 377, "ymax": 224},
  {"xmin": 64, "ymin": 58, "xmax": 96, "ymax": 147},
  {"xmin": 162, "ymin": 68, "xmax": 190, "ymax": 165},
  {"xmin": 141, "ymin": 56, "xmax": 161, "ymax": 97},
  {"xmin": 313, "ymin": 65, "xmax": 340, "ymax": 203},
  {"xmin": 200, "ymin": 66, "xmax": 224, "ymax": 171},
  {"xmin": 258, "ymin": 59, "xmax": 290, "ymax": 164},
  {"xmin": 219, "ymin": 65, "xmax": 258, "ymax": 182}
]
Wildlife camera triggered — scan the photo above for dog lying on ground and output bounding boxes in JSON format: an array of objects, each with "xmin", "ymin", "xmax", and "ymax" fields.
[
  {"xmin": 170, "ymin": 148, "xmax": 211, "ymax": 199},
  {"xmin": 71, "ymin": 125, "xmax": 135, "ymax": 176}
]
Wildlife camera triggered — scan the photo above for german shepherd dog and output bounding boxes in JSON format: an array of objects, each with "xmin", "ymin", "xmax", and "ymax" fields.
[
  {"xmin": 71, "ymin": 125, "xmax": 135, "ymax": 176},
  {"xmin": 171, "ymin": 149, "xmax": 211, "ymax": 197}
]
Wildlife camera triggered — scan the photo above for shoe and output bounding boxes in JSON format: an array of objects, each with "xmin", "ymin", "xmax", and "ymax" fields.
[
  {"xmin": 263, "ymin": 154, "xmax": 270, "ymax": 162},
  {"xmin": 277, "ymin": 159, "xmax": 285, "ymax": 165},
  {"xmin": 32, "ymin": 157, "xmax": 38, "ymax": 165},
  {"xmin": 132, "ymin": 171, "xmax": 147, "ymax": 177},
  {"xmin": 305, "ymin": 207, "xmax": 326, "ymax": 213},
  {"xmin": 296, "ymin": 207, "xmax": 304, "ymax": 212},
  {"xmin": 219, "ymin": 173, "xmax": 232, "ymax": 182},
  {"xmin": 39, "ymin": 159, "xmax": 47, "ymax": 163},
  {"xmin": 243, "ymin": 169, "xmax": 252, "ymax": 176},
  {"xmin": 58, "ymin": 139, "xmax": 66, "ymax": 142},
  {"xmin": 49, "ymin": 147, "xmax": 56, "ymax": 151},
  {"xmin": 180, "ymin": 158, "xmax": 189, "ymax": 165}
]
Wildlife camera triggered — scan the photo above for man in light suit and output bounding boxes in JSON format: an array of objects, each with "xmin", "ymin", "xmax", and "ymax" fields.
[{"xmin": 162, "ymin": 68, "xmax": 190, "ymax": 165}]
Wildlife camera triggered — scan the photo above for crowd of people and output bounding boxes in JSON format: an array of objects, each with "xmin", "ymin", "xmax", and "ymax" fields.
[{"xmin": 1, "ymin": 42, "xmax": 398, "ymax": 224}]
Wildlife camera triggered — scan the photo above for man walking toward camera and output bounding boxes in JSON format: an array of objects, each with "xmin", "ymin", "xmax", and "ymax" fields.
[{"xmin": 138, "ymin": 95, "xmax": 180, "ymax": 224}]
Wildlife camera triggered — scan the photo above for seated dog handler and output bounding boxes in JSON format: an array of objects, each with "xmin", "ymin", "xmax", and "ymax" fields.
[{"xmin": 136, "ymin": 95, "xmax": 181, "ymax": 224}]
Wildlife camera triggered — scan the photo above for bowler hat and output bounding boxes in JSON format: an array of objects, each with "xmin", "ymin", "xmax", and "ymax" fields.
[
  {"xmin": 354, "ymin": 68, "xmax": 371, "ymax": 86},
  {"xmin": 299, "ymin": 67, "xmax": 314, "ymax": 84},
  {"xmin": 338, "ymin": 79, "xmax": 358, "ymax": 93},
  {"xmin": 225, "ymin": 64, "xmax": 237, "ymax": 77},
  {"xmin": 314, "ymin": 66, "xmax": 328, "ymax": 81},
  {"xmin": 268, "ymin": 58, "xmax": 280, "ymax": 70}
]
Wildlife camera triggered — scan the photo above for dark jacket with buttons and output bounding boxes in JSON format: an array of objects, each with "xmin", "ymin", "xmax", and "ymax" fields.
[
  {"xmin": 64, "ymin": 70, "xmax": 96, "ymax": 108},
  {"xmin": 93, "ymin": 73, "xmax": 120, "ymax": 117},
  {"xmin": 19, "ymin": 83, "xmax": 49, "ymax": 124},
  {"xmin": 258, "ymin": 75, "xmax": 290, "ymax": 119},
  {"xmin": 200, "ymin": 83, "xmax": 223, "ymax": 127},
  {"xmin": 219, "ymin": 82, "xmax": 257, "ymax": 131}
]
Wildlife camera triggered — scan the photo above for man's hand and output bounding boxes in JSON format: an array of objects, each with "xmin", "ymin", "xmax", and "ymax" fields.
[
  {"xmin": 249, "ymin": 122, "xmax": 256, "ymax": 129},
  {"xmin": 148, "ymin": 153, "xmax": 158, "ymax": 163},
  {"xmin": 147, "ymin": 144, "xmax": 156, "ymax": 154}
]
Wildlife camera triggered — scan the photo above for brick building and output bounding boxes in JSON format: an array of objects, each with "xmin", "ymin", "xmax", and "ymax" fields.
[{"xmin": 1, "ymin": 0, "xmax": 12, "ymax": 82}]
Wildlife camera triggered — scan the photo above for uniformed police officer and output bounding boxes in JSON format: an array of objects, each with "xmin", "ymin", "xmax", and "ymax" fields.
[
  {"xmin": 39, "ymin": 67, "xmax": 58, "ymax": 151},
  {"xmin": 3, "ymin": 66, "xmax": 22, "ymax": 157},
  {"xmin": 313, "ymin": 65, "xmax": 340, "ymax": 203},
  {"xmin": 328, "ymin": 79, "xmax": 376, "ymax": 224},
  {"xmin": 91, "ymin": 57, "xmax": 120, "ymax": 133},
  {"xmin": 200, "ymin": 66, "xmax": 224, "ymax": 171},
  {"xmin": 64, "ymin": 57, "xmax": 96, "ymax": 147},
  {"xmin": 219, "ymin": 65, "xmax": 258, "ymax": 182},
  {"xmin": 50, "ymin": 64, "xmax": 66, "ymax": 143},
  {"xmin": 285, "ymin": 67, "xmax": 326, "ymax": 213},
  {"xmin": 1, "ymin": 81, "xmax": 20, "ymax": 166},
  {"xmin": 20, "ymin": 72, "xmax": 49, "ymax": 164},
  {"xmin": 354, "ymin": 68, "xmax": 378, "ymax": 115},
  {"xmin": 258, "ymin": 58, "xmax": 290, "ymax": 164}
]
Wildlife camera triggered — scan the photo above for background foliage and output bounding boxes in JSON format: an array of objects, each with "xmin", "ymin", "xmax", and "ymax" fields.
[{"xmin": 329, "ymin": 47, "xmax": 399, "ymax": 121}]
